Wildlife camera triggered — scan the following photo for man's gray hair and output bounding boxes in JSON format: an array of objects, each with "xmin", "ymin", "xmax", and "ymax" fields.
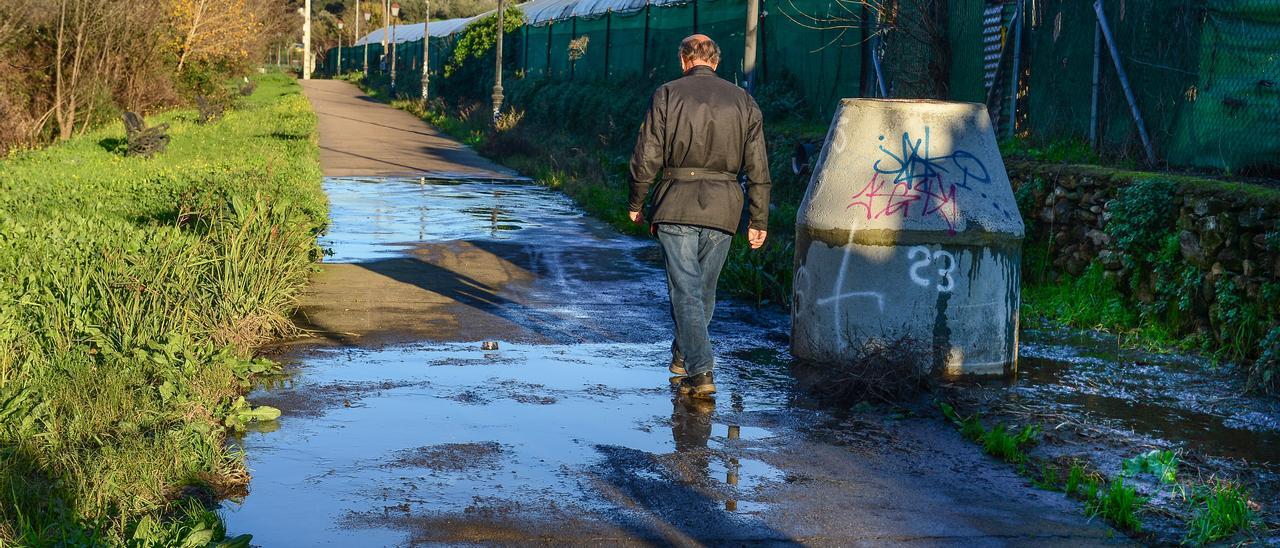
[{"xmin": 679, "ymin": 35, "xmax": 721, "ymax": 65}]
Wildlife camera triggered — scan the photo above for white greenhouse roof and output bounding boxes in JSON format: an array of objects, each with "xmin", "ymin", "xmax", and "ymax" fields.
[
  {"xmin": 354, "ymin": 16, "xmax": 479, "ymax": 45},
  {"xmin": 353, "ymin": 0, "xmax": 689, "ymax": 45},
  {"xmin": 518, "ymin": 0, "xmax": 688, "ymax": 25}
]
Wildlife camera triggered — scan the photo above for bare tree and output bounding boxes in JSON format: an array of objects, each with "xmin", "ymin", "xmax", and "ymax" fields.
[{"xmin": 772, "ymin": 0, "xmax": 951, "ymax": 98}]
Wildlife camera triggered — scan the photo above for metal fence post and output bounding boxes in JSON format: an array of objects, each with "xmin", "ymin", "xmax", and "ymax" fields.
[
  {"xmin": 1093, "ymin": 0, "xmax": 1156, "ymax": 165},
  {"xmin": 642, "ymin": 4, "xmax": 651, "ymax": 77},
  {"xmin": 744, "ymin": 0, "xmax": 759, "ymax": 92},
  {"xmin": 1090, "ymin": 19, "xmax": 1101, "ymax": 150},
  {"xmin": 1006, "ymin": 0, "xmax": 1023, "ymax": 139},
  {"xmin": 604, "ymin": 11, "xmax": 612, "ymax": 79}
]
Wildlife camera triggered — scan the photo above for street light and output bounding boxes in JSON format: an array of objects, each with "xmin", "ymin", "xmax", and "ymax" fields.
[
  {"xmin": 492, "ymin": 0, "xmax": 504, "ymax": 122},
  {"xmin": 301, "ymin": 2, "xmax": 312, "ymax": 79},
  {"xmin": 363, "ymin": 10, "xmax": 372, "ymax": 74},
  {"xmin": 337, "ymin": 20, "xmax": 344, "ymax": 75},
  {"xmin": 390, "ymin": 1, "xmax": 401, "ymax": 95},
  {"xmin": 421, "ymin": 0, "xmax": 430, "ymax": 107}
]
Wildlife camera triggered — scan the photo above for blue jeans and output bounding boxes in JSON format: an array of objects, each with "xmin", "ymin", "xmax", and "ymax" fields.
[{"xmin": 656, "ymin": 224, "xmax": 732, "ymax": 377}]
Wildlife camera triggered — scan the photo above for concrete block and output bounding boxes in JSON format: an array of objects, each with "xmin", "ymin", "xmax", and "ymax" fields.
[{"xmin": 792, "ymin": 99, "xmax": 1025, "ymax": 378}]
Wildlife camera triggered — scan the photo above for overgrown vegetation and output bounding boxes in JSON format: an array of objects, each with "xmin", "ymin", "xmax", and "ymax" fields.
[
  {"xmin": 1185, "ymin": 481, "xmax": 1258, "ymax": 545},
  {"xmin": 939, "ymin": 401, "xmax": 1267, "ymax": 543},
  {"xmin": 1013, "ymin": 169, "xmax": 1280, "ymax": 393},
  {"xmin": 0, "ymin": 72, "xmax": 324, "ymax": 544},
  {"xmin": 0, "ymin": 0, "xmax": 302, "ymax": 152},
  {"xmin": 939, "ymin": 402, "xmax": 1040, "ymax": 465}
]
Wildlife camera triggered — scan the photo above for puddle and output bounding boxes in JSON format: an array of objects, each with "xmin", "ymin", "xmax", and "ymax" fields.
[
  {"xmin": 223, "ymin": 177, "xmax": 794, "ymax": 545},
  {"xmin": 320, "ymin": 177, "xmax": 596, "ymax": 262},
  {"xmin": 224, "ymin": 176, "xmax": 1138, "ymax": 544},
  {"xmin": 1010, "ymin": 328, "xmax": 1280, "ymax": 464},
  {"xmin": 224, "ymin": 342, "xmax": 789, "ymax": 545}
]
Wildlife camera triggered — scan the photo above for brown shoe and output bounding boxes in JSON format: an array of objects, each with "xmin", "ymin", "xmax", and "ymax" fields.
[
  {"xmin": 669, "ymin": 357, "xmax": 687, "ymax": 377},
  {"xmin": 678, "ymin": 372, "xmax": 716, "ymax": 398}
]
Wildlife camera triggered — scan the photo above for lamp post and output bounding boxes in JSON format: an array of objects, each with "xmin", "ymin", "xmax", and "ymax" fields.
[
  {"xmin": 337, "ymin": 20, "xmax": 344, "ymax": 75},
  {"xmin": 492, "ymin": 0, "xmax": 504, "ymax": 122},
  {"xmin": 420, "ymin": 0, "xmax": 430, "ymax": 107},
  {"xmin": 301, "ymin": 1, "xmax": 312, "ymax": 79},
  {"xmin": 363, "ymin": 10, "xmax": 371, "ymax": 74},
  {"xmin": 390, "ymin": 2, "xmax": 400, "ymax": 95}
]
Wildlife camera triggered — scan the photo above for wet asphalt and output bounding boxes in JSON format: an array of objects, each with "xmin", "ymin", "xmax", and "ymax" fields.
[{"xmin": 219, "ymin": 176, "xmax": 1123, "ymax": 546}]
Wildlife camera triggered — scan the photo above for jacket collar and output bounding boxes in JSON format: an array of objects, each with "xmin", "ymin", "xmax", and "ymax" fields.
[{"xmin": 683, "ymin": 65, "xmax": 717, "ymax": 77}]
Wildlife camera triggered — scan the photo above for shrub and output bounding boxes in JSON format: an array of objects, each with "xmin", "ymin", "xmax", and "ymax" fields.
[
  {"xmin": 1185, "ymin": 481, "xmax": 1257, "ymax": 545},
  {"xmin": 1085, "ymin": 477, "xmax": 1145, "ymax": 532},
  {"xmin": 0, "ymin": 73, "xmax": 323, "ymax": 543},
  {"xmin": 1250, "ymin": 327, "xmax": 1280, "ymax": 395}
]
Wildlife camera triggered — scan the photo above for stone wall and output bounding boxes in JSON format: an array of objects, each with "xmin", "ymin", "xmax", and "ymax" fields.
[{"xmin": 1007, "ymin": 160, "xmax": 1280, "ymax": 360}]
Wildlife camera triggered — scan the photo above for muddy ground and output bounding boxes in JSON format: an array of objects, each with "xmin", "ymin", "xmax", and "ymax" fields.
[
  {"xmin": 221, "ymin": 177, "xmax": 1124, "ymax": 546},
  {"xmin": 222, "ymin": 82, "xmax": 1275, "ymax": 546},
  {"xmin": 945, "ymin": 326, "xmax": 1280, "ymax": 545}
]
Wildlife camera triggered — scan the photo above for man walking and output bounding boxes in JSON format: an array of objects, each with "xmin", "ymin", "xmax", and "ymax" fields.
[{"xmin": 628, "ymin": 34, "xmax": 771, "ymax": 398}]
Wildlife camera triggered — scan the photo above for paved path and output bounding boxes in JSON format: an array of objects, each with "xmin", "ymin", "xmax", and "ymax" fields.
[
  {"xmin": 295, "ymin": 80, "xmax": 532, "ymax": 346},
  {"xmin": 225, "ymin": 80, "xmax": 1127, "ymax": 546},
  {"xmin": 301, "ymin": 79, "xmax": 516, "ymax": 179}
]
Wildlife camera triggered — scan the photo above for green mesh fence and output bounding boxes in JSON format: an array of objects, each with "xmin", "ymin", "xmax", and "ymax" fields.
[
  {"xmin": 1169, "ymin": 1, "xmax": 1280, "ymax": 172},
  {"xmin": 326, "ymin": 0, "xmax": 1279, "ymax": 172}
]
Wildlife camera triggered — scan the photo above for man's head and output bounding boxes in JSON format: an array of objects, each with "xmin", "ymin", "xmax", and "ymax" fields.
[{"xmin": 679, "ymin": 34, "xmax": 720, "ymax": 72}]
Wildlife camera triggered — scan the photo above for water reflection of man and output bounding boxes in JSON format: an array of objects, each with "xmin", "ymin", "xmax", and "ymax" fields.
[
  {"xmin": 628, "ymin": 35, "xmax": 772, "ymax": 398},
  {"xmin": 670, "ymin": 397, "xmax": 742, "ymax": 512}
]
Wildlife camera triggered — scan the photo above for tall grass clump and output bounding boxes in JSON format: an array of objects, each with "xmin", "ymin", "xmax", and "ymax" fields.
[
  {"xmin": 1184, "ymin": 481, "xmax": 1258, "ymax": 545},
  {"xmin": 0, "ymin": 72, "xmax": 325, "ymax": 543}
]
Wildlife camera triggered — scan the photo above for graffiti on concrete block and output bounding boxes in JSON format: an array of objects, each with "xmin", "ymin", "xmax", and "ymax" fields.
[
  {"xmin": 908, "ymin": 245, "xmax": 956, "ymax": 292},
  {"xmin": 847, "ymin": 127, "xmax": 1011, "ymax": 233}
]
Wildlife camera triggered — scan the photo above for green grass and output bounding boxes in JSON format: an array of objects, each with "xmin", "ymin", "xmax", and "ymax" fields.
[
  {"xmin": 1184, "ymin": 481, "xmax": 1257, "ymax": 545},
  {"xmin": 0, "ymin": 72, "xmax": 325, "ymax": 544},
  {"xmin": 1085, "ymin": 476, "xmax": 1146, "ymax": 533},
  {"xmin": 1020, "ymin": 262, "xmax": 1183, "ymax": 351},
  {"xmin": 939, "ymin": 402, "xmax": 1040, "ymax": 465},
  {"xmin": 1065, "ymin": 462, "xmax": 1088, "ymax": 496}
]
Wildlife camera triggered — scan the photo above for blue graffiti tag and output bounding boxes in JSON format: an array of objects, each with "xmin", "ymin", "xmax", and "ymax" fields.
[
  {"xmin": 849, "ymin": 127, "xmax": 1012, "ymax": 233},
  {"xmin": 871, "ymin": 127, "xmax": 991, "ymax": 190}
]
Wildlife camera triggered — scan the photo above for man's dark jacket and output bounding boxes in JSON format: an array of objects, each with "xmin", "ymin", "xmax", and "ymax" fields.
[{"xmin": 628, "ymin": 65, "xmax": 771, "ymax": 234}]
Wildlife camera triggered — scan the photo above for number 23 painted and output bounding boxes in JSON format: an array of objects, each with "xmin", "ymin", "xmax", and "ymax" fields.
[{"xmin": 908, "ymin": 246, "xmax": 956, "ymax": 292}]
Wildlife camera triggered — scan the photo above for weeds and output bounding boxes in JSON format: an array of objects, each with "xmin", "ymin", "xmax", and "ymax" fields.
[
  {"xmin": 1184, "ymin": 481, "xmax": 1257, "ymax": 545},
  {"xmin": 1065, "ymin": 462, "xmax": 1087, "ymax": 496},
  {"xmin": 719, "ymin": 236, "xmax": 793, "ymax": 306},
  {"xmin": 938, "ymin": 402, "xmax": 1040, "ymax": 464},
  {"xmin": 1085, "ymin": 476, "xmax": 1145, "ymax": 532},
  {"xmin": 0, "ymin": 73, "xmax": 323, "ymax": 543},
  {"xmin": 1122, "ymin": 449, "xmax": 1179, "ymax": 485}
]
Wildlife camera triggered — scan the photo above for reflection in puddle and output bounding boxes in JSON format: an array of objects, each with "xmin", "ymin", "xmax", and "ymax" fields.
[
  {"xmin": 1006, "ymin": 328, "xmax": 1280, "ymax": 463},
  {"xmin": 224, "ymin": 342, "xmax": 787, "ymax": 545},
  {"xmin": 320, "ymin": 177, "xmax": 582, "ymax": 262}
]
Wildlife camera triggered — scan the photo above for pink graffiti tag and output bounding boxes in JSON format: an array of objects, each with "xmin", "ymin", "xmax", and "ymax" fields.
[
  {"xmin": 847, "ymin": 174, "xmax": 961, "ymax": 234},
  {"xmin": 846, "ymin": 128, "xmax": 992, "ymax": 234}
]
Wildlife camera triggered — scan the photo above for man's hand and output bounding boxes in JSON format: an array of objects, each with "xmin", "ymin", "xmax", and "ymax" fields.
[
  {"xmin": 748, "ymin": 228, "xmax": 767, "ymax": 249},
  {"xmin": 629, "ymin": 210, "xmax": 643, "ymax": 225}
]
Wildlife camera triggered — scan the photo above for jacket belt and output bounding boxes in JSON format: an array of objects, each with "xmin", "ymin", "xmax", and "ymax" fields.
[{"xmin": 662, "ymin": 167, "xmax": 739, "ymax": 181}]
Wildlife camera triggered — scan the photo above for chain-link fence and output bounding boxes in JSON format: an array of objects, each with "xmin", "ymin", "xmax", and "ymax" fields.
[{"xmin": 325, "ymin": 0, "xmax": 1279, "ymax": 173}]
